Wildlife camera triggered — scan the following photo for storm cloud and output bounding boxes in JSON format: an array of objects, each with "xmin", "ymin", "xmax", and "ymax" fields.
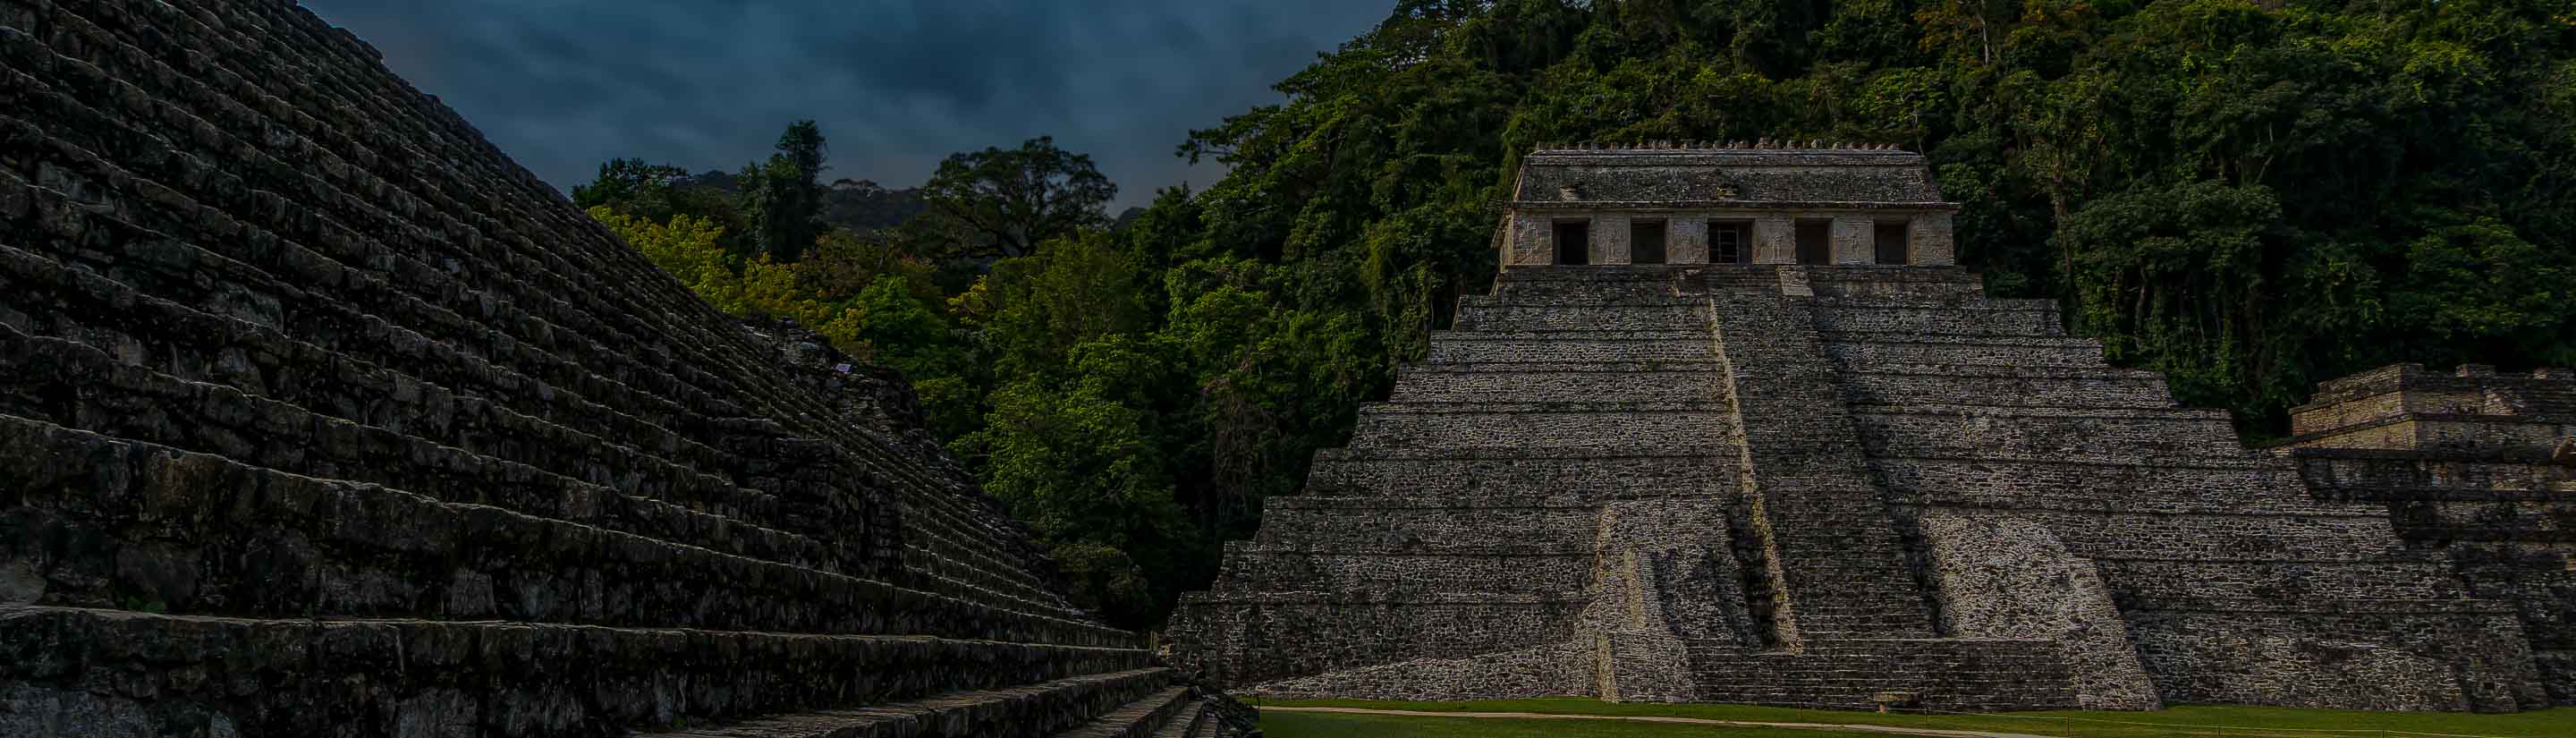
[{"xmin": 298, "ymin": 1, "xmax": 1392, "ymax": 207}]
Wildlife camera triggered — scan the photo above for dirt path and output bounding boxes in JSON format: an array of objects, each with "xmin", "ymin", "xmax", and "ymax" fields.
[{"xmin": 1258, "ymin": 706, "xmax": 2064, "ymax": 738}]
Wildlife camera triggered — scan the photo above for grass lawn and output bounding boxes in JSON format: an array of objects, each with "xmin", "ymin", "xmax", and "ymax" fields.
[
  {"xmin": 1261, "ymin": 710, "xmax": 1904, "ymax": 737},
  {"xmin": 1250, "ymin": 697, "xmax": 2576, "ymax": 738}
]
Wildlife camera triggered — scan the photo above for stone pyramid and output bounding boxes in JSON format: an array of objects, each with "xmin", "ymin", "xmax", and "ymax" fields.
[
  {"xmin": 1168, "ymin": 146, "xmax": 2554, "ymax": 712},
  {"xmin": 0, "ymin": 2, "xmax": 1243, "ymax": 735}
]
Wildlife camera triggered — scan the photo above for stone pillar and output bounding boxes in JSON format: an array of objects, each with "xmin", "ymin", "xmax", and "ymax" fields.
[
  {"xmin": 1911, "ymin": 213, "xmax": 1956, "ymax": 266},
  {"xmin": 1507, "ymin": 213, "xmax": 1552, "ymax": 267},
  {"xmin": 1752, "ymin": 216, "xmax": 1795, "ymax": 264},
  {"xmin": 1593, "ymin": 213, "xmax": 1632, "ymax": 265},
  {"xmin": 1668, "ymin": 217, "xmax": 1709, "ymax": 265},
  {"xmin": 1830, "ymin": 217, "xmax": 1875, "ymax": 265}
]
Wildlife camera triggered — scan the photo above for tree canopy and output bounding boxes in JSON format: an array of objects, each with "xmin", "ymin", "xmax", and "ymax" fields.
[
  {"xmin": 916, "ymin": 136, "xmax": 1119, "ymax": 259},
  {"xmin": 583, "ymin": 0, "xmax": 2576, "ymax": 629}
]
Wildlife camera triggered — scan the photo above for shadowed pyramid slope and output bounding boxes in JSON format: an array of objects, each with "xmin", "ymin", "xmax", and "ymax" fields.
[{"xmin": 0, "ymin": 1, "xmax": 1247, "ymax": 734}]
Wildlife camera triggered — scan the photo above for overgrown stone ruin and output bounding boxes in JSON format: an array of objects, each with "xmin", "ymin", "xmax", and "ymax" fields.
[
  {"xmin": 0, "ymin": 2, "xmax": 1247, "ymax": 735},
  {"xmin": 1168, "ymin": 144, "xmax": 2563, "ymax": 712}
]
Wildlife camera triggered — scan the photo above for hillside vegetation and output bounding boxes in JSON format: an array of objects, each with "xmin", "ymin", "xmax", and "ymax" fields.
[{"xmin": 581, "ymin": 0, "xmax": 2576, "ymax": 628}]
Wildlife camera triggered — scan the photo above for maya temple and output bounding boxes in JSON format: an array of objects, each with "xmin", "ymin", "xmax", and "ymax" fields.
[
  {"xmin": 0, "ymin": 1, "xmax": 2569, "ymax": 735},
  {"xmin": 1166, "ymin": 142, "xmax": 2575, "ymax": 712}
]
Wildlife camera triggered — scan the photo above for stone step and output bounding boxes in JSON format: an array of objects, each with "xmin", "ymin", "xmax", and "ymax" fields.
[
  {"xmin": 634, "ymin": 670, "xmax": 1180, "ymax": 738},
  {"xmin": 2095, "ymin": 558, "xmax": 2462, "ymax": 603},
  {"xmin": 1210, "ymin": 549, "xmax": 1592, "ymax": 595},
  {"xmin": 2292, "ymin": 453, "xmax": 2573, "ymax": 491},
  {"xmin": 1850, "ymin": 404, "xmax": 2254, "ymax": 461},
  {"xmin": 1349, "ymin": 402, "xmax": 1736, "ymax": 451},
  {"xmin": 1424, "ymin": 331, "xmax": 1717, "ymax": 363},
  {"xmin": 0, "ymin": 606, "xmax": 1159, "ymax": 738},
  {"xmin": 1309, "ymin": 448, "xmax": 1740, "ymax": 500},
  {"xmin": 1461, "ymin": 293, "xmax": 1705, "ymax": 310},
  {"xmin": 1051, "ymin": 686, "xmax": 1193, "ymax": 738},
  {"xmin": 1390, "ymin": 362, "xmax": 1728, "ymax": 403},
  {"xmin": 1152, "ymin": 700, "xmax": 1210, "ymax": 738},
  {"xmin": 1871, "ymin": 457, "xmax": 2341, "ymax": 511},
  {"xmin": 1800, "ymin": 267, "xmax": 1988, "ymax": 299},
  {"xmin": 1836, "ymin": 370, "xmax": 2174, "ymax": 409},
  {"xmin": 1809, "ymin": 301, "xmax": 2063, "ymax": 337},
  {"xmin": 1970, "ymin": 509, "xmax": 2406, "ymax": 562},
  {"xmin": 0, "ymin": 413, "xmax": 1131, "ymax": 647},
  {"xmin": 1165, "ymin": 592, "xmax": 1588, "ymax": 686},
  {"xmin": 1250, "ymin": 499, "xmax": 1601, "ymax": 548},
  {"xmin": 1684, "ymin": 639, "xmax": 2077, "ymax": 710},
  {"xmin": 2376, "ymin": 501, "xmax": 2576, "ymax": 542},
  {"xmin": 1818, "ymin": 332, "xmax": 2109, "ymax": 369},
  {"xmin": 1455, "ymin": 301, "xmax": 1712, "ymax": 332},
  {"xmin": 2309, "ymin": 482, "xmax": 2576, "ymax": 504}
]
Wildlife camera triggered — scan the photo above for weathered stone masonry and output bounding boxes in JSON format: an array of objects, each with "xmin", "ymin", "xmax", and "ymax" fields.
[
  {"xmin": 2283, "ymin": 364, "xmax": 2576, "ymax": 705},
  {"xmin": 0, "ymin": 2, "xmax": 1245, "ymax": 735},
  {"xmin": 1169, "ymin": 144, "xmax": 2556, "ymax": 712}
]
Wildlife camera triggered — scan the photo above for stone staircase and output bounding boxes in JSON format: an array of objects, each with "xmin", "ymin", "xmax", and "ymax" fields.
[
  {"xmin": 0, "ymin": 2, "xmax": 1247, "ymax": 735},
  {"xmin": 1685, "ymin": 639, "xmax": 2077, "ymax": 711},
  {"xmin": 1705, "ymin": 271, "xmax": 1939, "ymax": 641}
]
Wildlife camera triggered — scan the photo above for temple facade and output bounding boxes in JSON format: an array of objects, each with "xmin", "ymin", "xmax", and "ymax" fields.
[{"xmin": 1165, "ymin": 143, "xmax": 2561, "ymax": 712}]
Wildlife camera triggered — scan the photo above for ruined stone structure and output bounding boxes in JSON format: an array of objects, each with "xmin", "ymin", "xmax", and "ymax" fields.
[
  {"xmin": 1168, "ymin": 143, "xmax": 2557, "ymax": 712},
  {"xmin": 2284, "ymin": 364, "xmax": 2576, "ymax": 704},
  {"xmin": 0, "ymin": 2, "xmax": 1246, "ymax": 735}
]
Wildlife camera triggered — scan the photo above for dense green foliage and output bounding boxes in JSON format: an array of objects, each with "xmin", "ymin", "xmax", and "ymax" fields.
[
  {"xmin": 583, "ymin": 0, "xmax": 2576, "ymax": 628},
  {"xmin": 913, "ymin": 137, "xmax": 1120, "ymax": 259}
]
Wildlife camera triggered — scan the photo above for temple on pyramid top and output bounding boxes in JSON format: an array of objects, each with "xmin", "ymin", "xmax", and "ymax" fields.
[{"xmin": 1501, "ymin": 142, "xmax": 1957, "ymax": 267}]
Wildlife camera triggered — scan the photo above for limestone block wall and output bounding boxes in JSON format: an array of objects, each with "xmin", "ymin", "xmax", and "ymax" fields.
[{"xmin": 0, "ymin": 2, "xmax": 1246, "ymax": 735}]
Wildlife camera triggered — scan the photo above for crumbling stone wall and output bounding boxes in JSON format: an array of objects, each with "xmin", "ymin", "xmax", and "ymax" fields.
[
  {"xmin": 2284, "ymin": 365, "xmax": 2576, "ymax": 704},
  {"xmin": 0, "ymin": 2, "xmax": 1238, "ymax": 735}
]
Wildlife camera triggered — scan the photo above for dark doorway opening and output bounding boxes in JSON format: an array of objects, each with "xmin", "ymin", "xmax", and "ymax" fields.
[
  {"xmin": 1631, "ymin": 220, "xmax": 1667, "ymax": 264},
  {"xmin": 1555, "ymin": 221, "xmax": 1591, "ymax": 265},
  {"xmin": 1875, "ymin": 222, "xmax": 1910, "ymax": 265},
  {"xmin": 1794, "ymin": 220, "xmax": 1832, "ymax": 265},
  {"xmin": 1711, "ymin": 221, "xmax": 1752, "ymax": 264}
]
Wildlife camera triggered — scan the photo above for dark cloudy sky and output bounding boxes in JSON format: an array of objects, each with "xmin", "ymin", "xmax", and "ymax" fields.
[{"xmin": 299, "ymin": 1, "xmax": 1392, "ymax": 207}]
